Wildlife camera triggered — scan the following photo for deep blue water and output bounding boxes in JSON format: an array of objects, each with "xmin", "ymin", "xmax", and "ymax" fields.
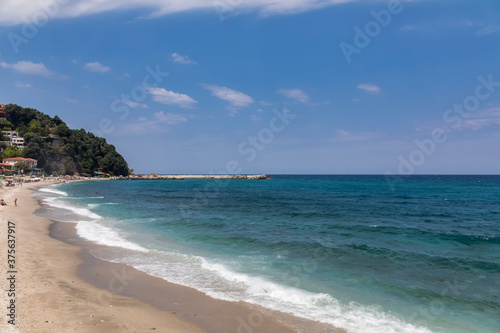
[{"xmin": 34, "ymin": 175, "xmax": 500, "ymax": 332}]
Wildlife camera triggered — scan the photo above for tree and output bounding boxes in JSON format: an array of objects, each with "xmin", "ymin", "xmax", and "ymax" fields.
[
  {"xmin": 80, "ymin": 157, "xmax": 95, "ymax": 174},
  {"xmin": 23, "ymin": 142, "xmax": 41, "ymax": 160},
  {"xmin": 12, "ymin": 161, "xmax": 29, "ymax": 173},
  {"xmin": 23, "ymin": 132, "xmax": 44, "ymax": 145},
  {"xmin": 54, "ymin": 123, "xmax": 70, "ymax": 138},
  {"xmin": 44, "ymin": 162, "xmax": 54, "ymax": 175},
  {"xmin": 6, "ymin": 105, "xmax": 37, "ymax": 129},
  {"xmin": 52, "ymin": 115, "xmax": 64, "ymax": 126},
  {"xmin": 0, "ymin": 146, "xmax": 23, "ymax": 159},
  {"xmin": 28, "ymin": 119, "xmax": 44, "ymax": 135},
  {"xmin": 5, "ymin": 104, "xmax": 22, "ymax": 127},
  {"xmin": 64, "ymin": 162, "xmax": 74, "ymax": 175},
  {"xmin": 4, "ymin": 104, "xmax": 130, "ymax": 176},
  {"xmin": 16, "ymin": 123, "xmax": 28, "ymax": 137},
  {"xmin": 0, "ymin": 119, "xmax": 13, "ymax": 130},
  {"xmin": 23, "ymin": 133, "xmax": 45, "ymax": 166}
]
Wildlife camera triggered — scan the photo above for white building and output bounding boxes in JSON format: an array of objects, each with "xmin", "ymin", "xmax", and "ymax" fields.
[
  {"xmin": 1, "ymin": 131, "xmax": 25, "ymax": 148},
  {"xmin": 2, "ymin": 157, "xmax": 38, "ymax": 169},
  {"xmin": 10, "ymin": 137, "xmax": 25, "ymax": 148}
]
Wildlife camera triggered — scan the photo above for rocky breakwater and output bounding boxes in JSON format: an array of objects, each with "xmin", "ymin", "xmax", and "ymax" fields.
[{"xmin": 122, "ymin": 174, "xmax": 270, "ymax": 180}]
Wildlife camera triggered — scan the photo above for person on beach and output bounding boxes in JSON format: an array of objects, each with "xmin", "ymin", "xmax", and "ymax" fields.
[
  {"xmin": 1, "ymin": 199, "xmax": 6, "ymax": 206},
  {"xmin": 14, "ymin": 198, "xmax": 17, "ymax": 206}
]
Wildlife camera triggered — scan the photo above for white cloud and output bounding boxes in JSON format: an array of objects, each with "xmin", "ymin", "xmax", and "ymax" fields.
[
  {"xmin": 0, "ymin": 0, "xmax": 356, "ymax": 26},
  {"xmin": 462, "ymin": 107, "xmax": 500, "ymax": 130},
  {"xmin": 277, "ymin": 88, "xmax": 310, "ymax": 103},
  {"xmin": 15, "ymin": 82, "xmax": 33, "ymax": 88},
  {"xmin": 1, "ymin": 60, "xmax": 54, "ymax": 77},
  {"xmin": 154, "ymin": 111, "xmax": 188, "ymax": 124},
  {"xmin": 476, "ymin": 25, "xmax": 500, "ymax": 36},
  {"xmin": 203, "ymin": 84, "xmax": 254, "ymax": 110},
  {"xmin": 127, "ymin": 111, "xmax": 189, "ymax": 133},
  {"xmin": 256, "ymin": 0, "xmax": 354, "ymax": 16},
  {"xmin": 65, "ymin": 98, "xmax": 79, "ymax": 104},
  {"xmin": 148, "ymin": 87, "xmax": 197, "ymax": 108},
  {"xmin": 337, "ymin": 129, "xmax": 351, "ymax": 136},
  {"xmin": 84, "ymin": 62, "xmax": 112, "ymax": 73},
  {"xmin": 357, "ymin": 83, "xmax": 382, "ymax": 95},
  {"xmin": 171, "ymin": 53, "xmax": 197, "ymax": 65},
  {"xmin": 459, "ymin": 21, "xmax": 500, "ymax": 36}
]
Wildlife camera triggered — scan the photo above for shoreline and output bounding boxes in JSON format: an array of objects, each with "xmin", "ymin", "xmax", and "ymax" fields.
[
  {"xmin": 49, "ymin": 222, "xmax": 302, "ymax": 333},
  {"xmin": 0, "ymin": 180, "xmax": 206, "ymax": 333},
  {"xmin": 1, "ymin": 181, "xmax": 343, "ymax": 332}
]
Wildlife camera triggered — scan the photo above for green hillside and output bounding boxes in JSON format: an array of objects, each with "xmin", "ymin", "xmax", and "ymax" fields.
[{"xmin": 0, "ymin": 104, "xmax": 130, "ymax": 176}]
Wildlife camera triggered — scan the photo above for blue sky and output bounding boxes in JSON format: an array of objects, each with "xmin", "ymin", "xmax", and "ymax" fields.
[{"xmin": 0, "ymin": 0, "xmax": 499, "ymax": 174}]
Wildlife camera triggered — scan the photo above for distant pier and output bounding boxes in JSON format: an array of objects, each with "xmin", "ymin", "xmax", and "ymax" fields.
[{"xmin": 121, "ymin": 174, "xmax": 270, "ymax": 180}]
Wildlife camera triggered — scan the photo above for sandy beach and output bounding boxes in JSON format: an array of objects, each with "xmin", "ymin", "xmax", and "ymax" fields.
[{"xmin": 0, "ymin": 180, "xmax": 331, "ymax": 333}]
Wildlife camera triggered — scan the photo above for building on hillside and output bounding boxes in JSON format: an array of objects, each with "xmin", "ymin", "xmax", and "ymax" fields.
[
  {"xmin": 10, "ymin": 137, "xmax": 25, "ymax": 148},
  {"xmin": 1, "ymin": 131, "xmax": 25, "ymax": 148},
  {"xmin": 0, "ymin": 162, "xmax": 13, "ymax": 173},
  {"xmin": 2, "ymin": 157, "xmax": 38, "ymax": 169},
  {"xmin": 0, "ymin": 104, "xmax": 5, "ymax": 119},
  {"xmin": 2, "ymin": 130, "xmax": 20, "ymax": 140}
]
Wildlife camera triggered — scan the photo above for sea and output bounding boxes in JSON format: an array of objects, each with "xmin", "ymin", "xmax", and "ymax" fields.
[{"xmin": 33, "ymin": 175, "xmax": 500, "ymax": 333}]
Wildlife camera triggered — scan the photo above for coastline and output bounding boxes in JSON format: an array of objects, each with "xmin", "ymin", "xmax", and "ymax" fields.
[
  {"xmin": 0, "ymin": 181, "xmax": 343, "ymax": 333},
  {"xmin": 0, "ymin": 180, "xmax": 206, "ymax": 333}
]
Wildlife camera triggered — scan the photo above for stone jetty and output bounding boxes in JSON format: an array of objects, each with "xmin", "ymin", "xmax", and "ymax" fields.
[{"xmin": 121, "ymin": 174, "xmax": 270, "ymax": 180}]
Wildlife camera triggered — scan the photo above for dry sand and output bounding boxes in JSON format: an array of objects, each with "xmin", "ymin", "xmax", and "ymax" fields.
[{"xmin": 0, "ymin": 181, "xmax": 317, "ymax": 333}]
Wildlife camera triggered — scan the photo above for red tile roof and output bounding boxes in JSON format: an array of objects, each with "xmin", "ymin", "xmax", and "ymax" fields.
[{"xmin": 2, "ymin": 157, "xmax": 37, "ymax": 162}]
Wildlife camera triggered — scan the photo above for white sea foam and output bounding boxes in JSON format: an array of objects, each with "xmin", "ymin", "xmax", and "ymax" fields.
[
  {"xmin": 87, "ymin": 202, "xmax": 118, "ymax": 209},
  {"xmin": 65, "ymin": 196, "xmax": 105, "ymax": 200},
  {"xmin": 198, "ymin": 259, "xmax": 412, "ymax": 332},
  {"xmin": 38, "ymin": 186, "xmax": 68, "ymax": 196},
  {"xmin": 42, "ymin": 197, "xmax": 102, "ymax": 220},
  {"xmin": 37, "ymin": 187, "xmax": 148, "ymax": 253},
  {"xmin": 199, "ymin": 259, "xmax": 433, "ymax": 333},
  {"xmin": 107, "ymin": 251, "xmax": 432, "ymax": 333},
  {"xmin": 76, "ymin": 221, "xmax": 149, "ymax": 252}
]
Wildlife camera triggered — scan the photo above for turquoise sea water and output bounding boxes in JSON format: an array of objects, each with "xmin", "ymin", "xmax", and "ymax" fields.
[{"xmin": 34, "ymin": 175, "xmax": 500, "ymax": 332}]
